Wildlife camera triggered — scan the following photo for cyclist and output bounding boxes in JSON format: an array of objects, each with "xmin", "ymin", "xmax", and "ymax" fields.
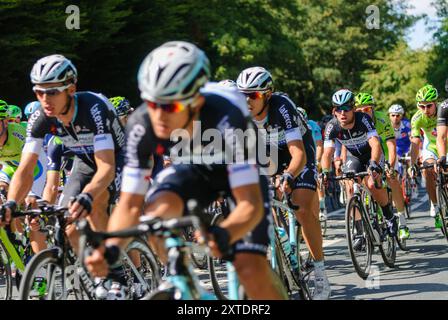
[
  {"xmin": 355, "ymin": 93, "xmax": 409, "ymax": 240},
  {"xmin": 109, "ymin": 96, "xmax": 134, "ymax": 127},
  {"xmin": 8, "ymin": 105, "xmax": 22, "ymax": 124},
  {"xmin": 389, "ymin": 104, "xmax": 411, "ymax": 159},
  {"xmin": 0, "ymin": 54, "xmax": 126, "ymax": 298},
  {"xmin": 410, "ymin": 84, "xmax": 441, "ymax": 227},
  {"xmin": 322, "ymin": 89, "xmax": 398, "ymax": 248},
  {"xmin": 297, "ymin": 107, "xmax": 327, "ymax": 222},
  {"xmin": 24, "ymin": 101, "xmax": 41, "ymax": 119},
  {"xmin": 84, "ymin": 41, "xmax": 287, "ymax": 300},
  {"xmin": 236, "ymin": 66, "xmax": 330, "ymax": 299}
]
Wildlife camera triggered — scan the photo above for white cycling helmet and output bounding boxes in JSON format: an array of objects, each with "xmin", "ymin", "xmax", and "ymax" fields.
[
  {"xmin": 388, "ymin": 104, "xmax": 404, "ymax": 114},
  {"xmin": 332, "ymin": 89, "xmax": 355, "ymax": 107},
  {"xmin": 30, "ymin": 54, "xmax": 77, "ymax": 84},
  {"xmin": 218, "ymin": 79, "xmax": 237, "ymax": 89},
  {"xmin": 138, "ymin": 41, "xmax": 210, "ymax": 103},
  {"xmin": 237, "ymin": 67, "xmax": 273, "ymax": 92}
]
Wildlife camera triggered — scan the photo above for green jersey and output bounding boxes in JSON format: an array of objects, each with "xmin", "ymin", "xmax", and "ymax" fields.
[
  {"xmin": 0, "ymin": 123, "xmax": 27, "ymax": 167},
  {"xmin": 372, "ymin": 111, "xmax": 395, "ymax": 160},
  {"xmin": 411, "ymin": 109, "xmax": 438, "ymax": 156}
]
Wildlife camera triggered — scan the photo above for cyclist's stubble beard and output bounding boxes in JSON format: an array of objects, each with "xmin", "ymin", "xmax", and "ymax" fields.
[{"xmin": 337, "ymin": 110, "xmax": 355, "ymax": 129}]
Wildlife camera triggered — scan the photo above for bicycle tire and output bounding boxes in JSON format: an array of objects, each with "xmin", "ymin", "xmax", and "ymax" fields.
[
  {"xmin": 436, "ymin": 185, "xmax": 448, "ymax": 240},
  {"xmin": 402, "ymin": 177, "xmax": 412, "ymax": 219},
  {"xmin": 124, "ymin": 238, "xmax": 162, "ymax": 298},
  {"xmin": 295, "ymin": 225, "xmax": 312, "ymax": 300},
  {"xmin": 377, "ymin": 216, "xmax": 396, "ymax": 268},
  {"xmin": 345, "ymin": 196, "xmax": 373, "ymax": 280},
  {"xmin": 18, "ymin": 248, "xmax": 63, "ymax": 300},
  {"xmin": 0, "ymin": 240, "xmax": 12, "ymax": 300}
]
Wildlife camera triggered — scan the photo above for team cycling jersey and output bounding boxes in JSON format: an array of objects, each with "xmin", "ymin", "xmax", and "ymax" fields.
[
  {"xmin": 308, "ymin": 119, "xmax": 323, "ymax": 147},
  {"xmin": 393, "ymin": 118, "xmax": 411, "ymax": 157},
  {"xmin": 121, "ymin": 82, "xmax": 259, "ymax": 195},
  {"xmin": 253, "ymin": 93, "xmax": 316, "ymax": 175},
  {"xmin": 372, "ymin": 111, "xmax": 395, "ymax": 160},
  {"xmin": 23, "ymin": 91, "xmax": 125, "ymax": 167},
  {"xmin": 46, "ymin": 135, "xmax": 75, "ymax": 172},
  {"xmin": 411, "ymin": 109, "xmax": 438, "ymax": 157},
  {"xmin": 437, "ymin": 99, "xmax": 448, "ymax": 126},
  {"xmin": 324, "ymin": 112, "xmax": 379, "ymax": 163},
  {"xmin": 0, "ymin": 122, "xmax": 47, "ymax": 196}
]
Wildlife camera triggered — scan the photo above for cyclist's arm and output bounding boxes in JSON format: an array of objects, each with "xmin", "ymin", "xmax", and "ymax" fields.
[
  {"xmin": 437, "ymin": 125, "xmax": 447, "ymax": 160},
  {"xmin": 43, "ymin": 171, "xmax": 60, "ymax": 204},
  {"xmin": 322, "ymin": 145, "xmax": 335, "ymax": 172},
  {"xmin": 410, "ymin": 137, "xmax": 421, "ymax": 166},
  {"xmin": 285, "ymin": 140, "xmax": 306, "ymax": 177},
  {"xmin": 7, "ymin": 152, "xmax": 39, "ymax": 203},
  {"xmin": 386, "ymin": 138, "xmax": 397, "ymax": 168},
  {"xmin": 219, "ymin": 182, "xmax": 264, "ymax": 244},
  {"xmin": 316, "ymin": 139, "xmax": 323, "ymax": 163},
  {"xmin": 82, "ymin": 149, "xmax": 115, "ymax": 198},
  {"xmin": 368, "ymin": 136, "xmax": 382, "ymax": 164}
]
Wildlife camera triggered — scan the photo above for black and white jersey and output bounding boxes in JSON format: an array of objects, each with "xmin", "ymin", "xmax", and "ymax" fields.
[
  {"xmin": 253, "ymin": 93, "xmax": 315, "ymax": 175},
  {"xmin": 23, "ymin": 92, "xmax": 125, "ymax": 167},
  {"xmin": 324, "ymin": 112, "xmax": 378, "ymax": 162},
  {"xmin": 121, "ymin": 82, "xmax": 260, "ymax": 195},
  {"xmin": 437, "ymin": 99, "xmax": 448, "ymax": 126}
]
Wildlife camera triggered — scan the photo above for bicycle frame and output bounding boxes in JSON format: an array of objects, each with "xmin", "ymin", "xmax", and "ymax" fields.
[{"xmin": 0, "ymin": 228, "xmax": 25, "ymax": 272}]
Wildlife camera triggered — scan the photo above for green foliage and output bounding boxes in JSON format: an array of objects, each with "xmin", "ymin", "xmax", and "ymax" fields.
[{"xmin": 360, "ymin": 41, "xmax": 432, "ymax": 115}]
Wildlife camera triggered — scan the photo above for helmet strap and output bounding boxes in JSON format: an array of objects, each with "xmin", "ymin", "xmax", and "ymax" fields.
[
  {"xmin": 181, "ymin": 105, "xmax": 196, "ymax": 130},
  {"xmin": 60, "ymin": 94, "xmax": 73, "ymax": 116},
  {"xmin": 256, "ymin": 95, "xmax": 269, "ymax": 117}
]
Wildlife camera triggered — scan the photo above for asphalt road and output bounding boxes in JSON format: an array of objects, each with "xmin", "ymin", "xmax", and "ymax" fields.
[{"xmin": 4, "ymin": 186, "xmax": 448, "ymax": 300}]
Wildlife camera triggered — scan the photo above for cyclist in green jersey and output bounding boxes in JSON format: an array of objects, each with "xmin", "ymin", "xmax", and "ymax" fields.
[
  {"xmin": 410, "ymin": 84, "xmax": 442, "ymax": 227},
  {"xmin": 355, "ymin": 93, "xmax": 410, "ymax": 240},
  {"xmin": 8, "ymin": 105, "xmax": 22, "ymax": 124}
]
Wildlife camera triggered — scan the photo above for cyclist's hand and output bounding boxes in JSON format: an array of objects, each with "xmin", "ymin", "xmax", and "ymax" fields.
[
  {"xmin": 321, "ymin": 171, "xmax": 330, "ymax": 188},
  {"xmin": 280, "ymin": 172, "xmax": 295, "ymax": 194},
  {"xmin": 68, "ymin": 193, "xmax": 93, "ymax": 223},
  {"xmin": 26, "ymin": 216, "xmax": 41, "ymax": 232},
  {"xmin": 408, "ymin": 164, "xmax": 418, "ymax": 179},
  {"xmin": 437, "ymin": 156, "xmax": 447, "ymax": 173},
  {"xmin": 208, "ymin": 226, "xmax": 233, "ymax": 260},
  {"xmin": 0, "ymin": 201, "xmax": 16, "ymax": 228},
  {"xmin": 84, "ymin": 246, "xmax": 109, "ymax": 278}
]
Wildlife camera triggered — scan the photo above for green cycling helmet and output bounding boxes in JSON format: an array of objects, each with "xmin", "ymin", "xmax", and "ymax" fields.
[
  {"xmin": 8, "ymin": 105, "xmax": 22, "ymax": 120},
  {"xmin": 416, "ymin": 84, "xmax": 438, "ymax": 103},
  {"xmin": 109, "ymin": 96, "xmax": 132, "ymax": 117},
  {"xmin": 0, "ymin": 103, "xmax": 9, "ymax": 120},
  {"xmin": 355, "ymin": 92, "xmax": 375, "ymax": 107}
]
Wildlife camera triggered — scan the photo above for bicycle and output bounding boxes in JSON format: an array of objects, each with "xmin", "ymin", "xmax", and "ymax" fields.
[
  {"xmin": 419, "ymin": 163, "xmax": 448, "ymax": 240},
  {"xmin": 78, "ymin": 211, "xmax": 216, "ymax": 300},
  {"xmin": 334, "ymin": 171, "xmax": 396, "ymax": 280},
  {"xmin": 18, "ymin": 202, "xmax": 159, "ymax": 300},
  {"xmin": 398, "ymin": 155, "xmax": 413, "ymax": 219},
  {"xmin": 269, "ymin": 187, "xmax": 312, "ymax": 300}
]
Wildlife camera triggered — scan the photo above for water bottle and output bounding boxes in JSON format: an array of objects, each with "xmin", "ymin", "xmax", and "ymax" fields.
[{"xmin": 277, "ymin": 227, "xmax": 298, "ymax": 270}]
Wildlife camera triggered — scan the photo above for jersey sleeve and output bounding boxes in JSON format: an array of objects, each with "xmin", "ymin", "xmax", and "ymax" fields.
[
  {"xmin": 277, "ymin": 97, "xmax": 303, "ymax": 143},
  {"xmin": 437, "ymin": 100, "xmax": 448, "ymax": 126},
  {"xmin": 22, "ymin": 109, "xmax": 47, "ymax": 155},
  {"xmin": 89, "ymin": 99, "xmax": 116, "ymax": 152},
  {"xmin": 323, "ymin": 121, "xmax": 337, "ymax": 148},
  {"xmin": 360, "ymin": 113, "xmax": 379, "ymax": 140},
  {"xmin": 120, "ymin": 111, "xmax": 155, "ymax": 195},
  {"xmin": 222, "ymin": 108, "xmax": 260, "ymax": 189},
  {"xmin": 411, "ymin": 111, "xmax": 423, "ymax": 138},
  {"xmin": 46, "ymin": 136, "xmax": 63, "ymax": 172}
]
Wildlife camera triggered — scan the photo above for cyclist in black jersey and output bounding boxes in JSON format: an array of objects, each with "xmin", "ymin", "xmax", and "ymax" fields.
[
  {"xmin": 436, "ymin": 98, "xmax": 448, "ymax": 168},
  {"xmin": 237, "ymin": 66, "xmax": 330, "ymax": 300},
  {"xmin": 322, "ymin": 89, "xmax": 398, "ymax": 237},
  {"xmin": 85, "ymin": 41, "xmax": 287, "ymax": 299},
  {"xmin": 0, "ymin": 55, "xmax": 125, "ymax": 290}
]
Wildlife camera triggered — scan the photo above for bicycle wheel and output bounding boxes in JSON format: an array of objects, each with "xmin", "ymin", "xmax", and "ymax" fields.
[
  {"xmin": 183, "ymin": 226, "xmax": 208, "ymax": 270},
  {"xmin": 19, "ymin": 248, "xmax": 64, "ymax": 300},
  {"xmin": 377, "ymin": 216, "xmax": 396, "ymax": 268},
  {"xmin": 345, "ymin": 196, "xmax": 373, "ymax": 280},
  {"xmin": 124, "ymin": 238, "xmax": 162, "ymax": 299},
  {"xmin": 436, "ymin": 185, "xmax": 448, "ymax": 240},
  {"xmin": 0, "ymin": 241, "xmax": 12, "ymax": 300},
  {"xmin": 402, "ymin": 177, "xmax": 412, "ymax": 219},
  {"xmin": 295, "ymin": 225, "xmax": 312, "ymax": 300}
]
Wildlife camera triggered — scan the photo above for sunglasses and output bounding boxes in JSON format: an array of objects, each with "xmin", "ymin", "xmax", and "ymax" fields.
[
  {"xmin": 334, "ymin": 105, "xmax": 353, "ymax": 113},
  {"xmin": 390, "ymin": 114, "xmax": 402, "ymax": 118},
  {"xmin": 146, "ymin": 100, "xmax": 187, "ymax": 113},
  {"xmin": 243, "ymin": 91, "xmax": 264, "ymax": 100},
  {"xmin": 418, "ymin": 103, "xmax": 435, "ymax": 110},
  {"xmin": 33, "ymin": 84, "xmax": 72, "ymax": 97},
  {"xmin": 356, "ymin": 106, "xmax": 373, "ymax": 113}
]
